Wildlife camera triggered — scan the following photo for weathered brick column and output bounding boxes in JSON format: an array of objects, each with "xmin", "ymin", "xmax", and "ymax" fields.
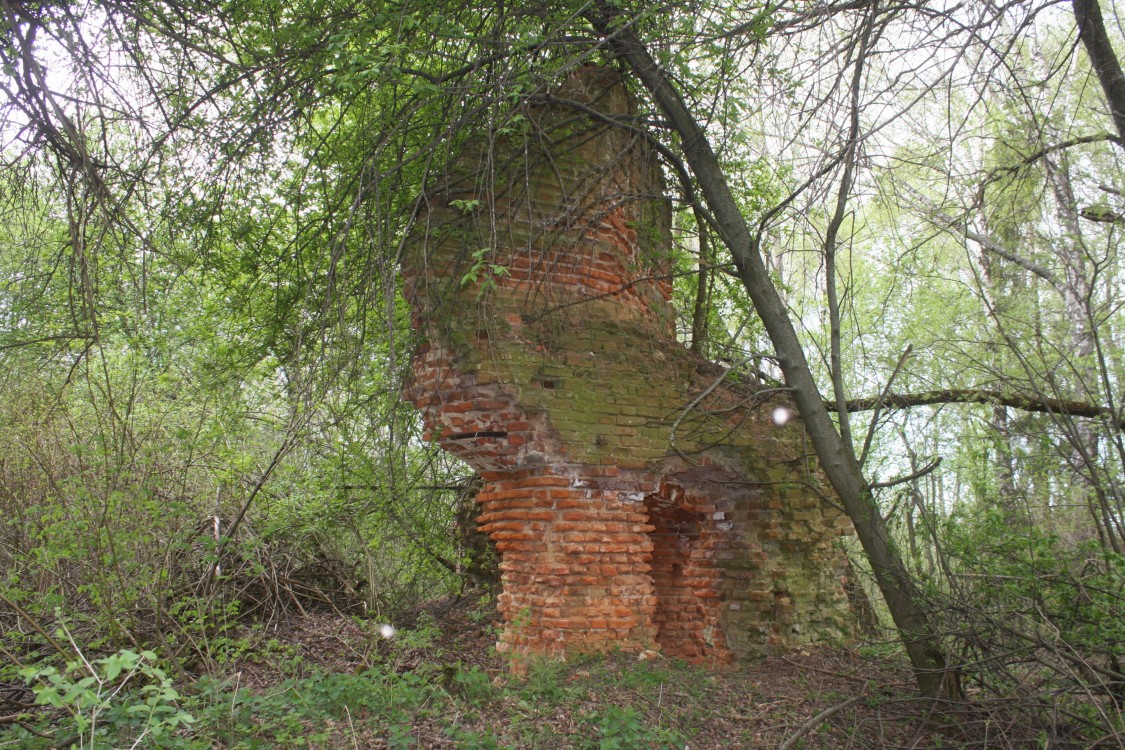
[{"xmin": 403, "ymin": 66, "xmax": 854, "ymax": 665}]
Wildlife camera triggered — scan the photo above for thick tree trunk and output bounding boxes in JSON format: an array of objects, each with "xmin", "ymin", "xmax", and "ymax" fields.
[
  {"xmin": 590, "ymin": 13, "xmax": 958, "ymax": 699},
  {"xmin": 1073, "ymin": 0, "xmax": 1125, "ymax": 145}
]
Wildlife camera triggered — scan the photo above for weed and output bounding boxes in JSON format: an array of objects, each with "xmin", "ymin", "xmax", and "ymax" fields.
[
  {"xmin": 18, "ymin": 647, "xmax": 194, "ymax": 749},
  {"xmin": 388, "ymin": 721, "xmax": 416, "ymax": 748},
  {"xmin": 620, "ymin": 661, "xmax": 669, "ymax": 690},
  {"xmin": 468, "ymin": 593, "xmax": 495, "ymax": 624},
  {"xmin": 459, "ymin": 247, "xmax": 510, "ymax": 297},
  {"xmin": 856, "ymin": 641, "xmax": 902, "ymax": 660},
  {"xmin": 445, "ymin": 724, "xmax": 507, "ymax": 749},
  {"xmin": 519, "ymin": 658, "xmax": 569, "ymax": 702},
  {"xmin": 583, "ymin": 705, "xmax": 684, "ymax": 750},
  {"xmin": 453, "ymin": 663, "xmax": 493, "ymax": 704},
  {"xmin": 179, "ymin": 665, "xmax": 442, "ymax": 748}
]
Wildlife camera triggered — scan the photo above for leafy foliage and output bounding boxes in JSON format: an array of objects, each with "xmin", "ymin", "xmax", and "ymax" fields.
[
  {"xmin": 2, "ymin": 0, "xmax": 1125, "ymax": 743},
  {"xmin": 17, "ymin": 647, "xmax": 194, "ymax": 749}
]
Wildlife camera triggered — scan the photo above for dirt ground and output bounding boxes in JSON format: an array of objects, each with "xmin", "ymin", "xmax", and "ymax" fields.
[{"xmin": 203, "ymin": 594, "xmax": 1056, "ymax": 749}]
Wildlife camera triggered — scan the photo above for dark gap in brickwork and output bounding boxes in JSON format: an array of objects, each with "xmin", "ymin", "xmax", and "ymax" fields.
[
  {"xmin": 644, "ymin": 482, "xmax": 719, "ymax": 661},
  {"xmin": 447, "ymin": 430, "xmax": 509, "ymax": 440}
]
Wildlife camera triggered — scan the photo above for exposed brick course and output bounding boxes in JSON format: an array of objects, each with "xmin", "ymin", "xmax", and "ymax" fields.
[{"xmin": 403, "ymin": 66, "xmax": 854, "ymax": 666}]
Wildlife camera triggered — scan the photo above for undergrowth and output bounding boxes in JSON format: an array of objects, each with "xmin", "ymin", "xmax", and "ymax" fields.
[
  {"xmin": 5, "ymin": 598, "xmax": 1119, "ymax": 749},
  {"xmin": 2, "ymin": 636, "xmax": 693, "ymax": 749}
]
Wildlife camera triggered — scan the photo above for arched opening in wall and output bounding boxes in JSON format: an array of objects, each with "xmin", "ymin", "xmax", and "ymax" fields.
[{"xmin": 644, "ymin": 480, "xmax": 724, "ymax": 661}]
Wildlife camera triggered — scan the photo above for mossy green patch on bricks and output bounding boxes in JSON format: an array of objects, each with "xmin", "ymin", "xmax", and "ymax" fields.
[{"xmin": 401, "ymin": 66, "xmax": 857, "ymax": 667}]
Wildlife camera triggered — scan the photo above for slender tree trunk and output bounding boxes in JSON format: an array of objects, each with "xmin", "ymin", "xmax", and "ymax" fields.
[
  {"xmin": 590, "ymin": 11, "xmax": 958, "ymax": 699},
  {"xmin": 1042, "ymin": 152, "xmax": 1125, "ymax": 551},
  {"xmin": 973, "ymin": 211, "xmax": 1026, "ymax": 523},
  {"xmin": 690, "ymin": 223, "xmax": 712, "ymax": 355}
]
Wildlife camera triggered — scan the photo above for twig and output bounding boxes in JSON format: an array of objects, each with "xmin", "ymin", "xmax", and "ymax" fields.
[
  {"xmin": 834, "ymin": 387, "xmax": 1125, "ymax": 429},
  {"xmin": 201, "ymin": 435, "xmax": 296, "ymax": 586},
  {"xmin": 780, "ymin": 656, "xmax": 884, "ymax": 683},
  {"xmin": 778, "ymin": 694, "xmax": 863, "ymax": 750},
  {"xmin": 0, "ymin": 592, "xmax": 70, "ymax": 662},
  {"xmin": 4, "ymin": 718, "xmax": 53, "ymax": 738},
  {"xmin": 869, "ymin": 458, "xmax": 941, "ymax": 490},
  {"xmin": 344, "ymin": 705, "xmax": 360, "ymax": 750},
  {"xmin": 859, "ymin": 344, "xmax": 912, "ymax": 468}
]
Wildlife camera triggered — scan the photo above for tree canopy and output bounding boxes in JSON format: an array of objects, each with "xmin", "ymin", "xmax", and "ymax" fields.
[{"xmin": 2, "ymin": 0, "xmax": 1125, "ymax": 742}]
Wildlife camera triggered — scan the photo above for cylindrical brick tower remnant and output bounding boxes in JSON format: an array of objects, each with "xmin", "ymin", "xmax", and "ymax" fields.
[{"xmin": 402, "ymin": 66, "xmax": 855, "ymax": 665}]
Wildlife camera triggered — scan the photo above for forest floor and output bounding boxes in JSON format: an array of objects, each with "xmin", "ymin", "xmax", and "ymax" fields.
[
  {"xmin": 2, "ymin": 592, "xmax": 1050, "ymax": 749},
  {"xmin": 173, "ymin": 594, "xmax": 1013, "ymax": 749}
]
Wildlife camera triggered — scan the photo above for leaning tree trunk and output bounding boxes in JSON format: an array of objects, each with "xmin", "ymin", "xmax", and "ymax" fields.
[
  {"xmin": 588, "ymin": 10, "xmax": 959, "ymax": 699},
  {"xmin": 1074, "ymin": 0, "xmax": 1125, "ymax": 146}
]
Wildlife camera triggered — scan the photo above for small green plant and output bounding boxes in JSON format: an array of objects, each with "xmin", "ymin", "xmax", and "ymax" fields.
[
  {"xmin": 165, "ymin": 595, "xmax": 244, "ymax": 668},
  {"xmin": 449, "ymin": 198, "xmax": 481, "ymax": 214},
  {"xmin": 185, "ymin": 667, "xmax": 440, "ymax": 748},
  {"xmin": 519, "ymin": 658, "xmax": 568, "ymax": 702},
  {"xmin": 20, "ymin": 647, "xmax": 194, "ymax": 749},
  {"xmin": 585, "ymin": 705, "xmax": 683, "ymax": 750},
  {"xmin": 445, "ymin": 724, "xmax": 505, "ymax": 749},
  {"xmin": 388, "ymin": 721, "xmax": 416, "ymax": 748},
  {"xmin": 452, "ymin": 664, "xmax": 493, "ymax": 704},
  {"xmin": 620, "ymin": 661, "xmax": 669, "ymax": 690},
  {"xmin": 459, "ymin": 247, "xmax": 510, "ymax": 297},
  {"xmin": 386, "ymin": 614, "xmax": 444, "ymax": 675},
  {"xmin": 468, "ymin": 593, "xmax": 494, "ymax": 624}
]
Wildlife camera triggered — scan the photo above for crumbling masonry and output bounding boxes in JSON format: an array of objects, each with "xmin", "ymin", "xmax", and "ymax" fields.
[{"xmin": 403, "ymin": 67, "xmax": 854, "ymax": 664}]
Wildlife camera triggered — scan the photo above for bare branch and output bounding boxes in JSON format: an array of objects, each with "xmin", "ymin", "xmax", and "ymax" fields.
[
  {"xmin": 779, "ymin": 694, "xmax": 864, "ymax": 750},
  {"xmin": 835, "ymin": 389, "xmax": 1125, "ymax": 429},
  {"xmin": 859, "ymin": 343, "xmax": 913, "ymax": 468},
  {"xmin": 869, "ymin": 458, "xmax": 941, "ymax": 490}
]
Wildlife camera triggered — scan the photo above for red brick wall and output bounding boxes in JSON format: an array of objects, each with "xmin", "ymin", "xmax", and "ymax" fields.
[{"xmin": 402, "ymin": 66, "xmax": 855, "ymax": 665}]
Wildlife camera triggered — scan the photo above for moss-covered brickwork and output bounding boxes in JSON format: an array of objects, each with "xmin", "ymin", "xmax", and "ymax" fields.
[{"xmin": 402, "ymin": 66, "xmax": 854, "ymax": 664}]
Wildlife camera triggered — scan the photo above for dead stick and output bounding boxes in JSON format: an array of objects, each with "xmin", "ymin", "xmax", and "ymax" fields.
[{"xmin": 778, "ymin": 695, "xmax": 862, "ymax": 750}]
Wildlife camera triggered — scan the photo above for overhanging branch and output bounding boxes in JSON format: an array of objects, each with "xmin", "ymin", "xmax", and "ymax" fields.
[{"xmin": 832, "ymin": 389, "xmax": 1125, "ymax": 429}]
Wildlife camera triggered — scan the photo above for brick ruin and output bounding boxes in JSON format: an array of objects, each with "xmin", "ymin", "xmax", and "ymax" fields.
[{"xmin": 402, "ymin": 67, "xmax": 855, "ymax": 665}]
